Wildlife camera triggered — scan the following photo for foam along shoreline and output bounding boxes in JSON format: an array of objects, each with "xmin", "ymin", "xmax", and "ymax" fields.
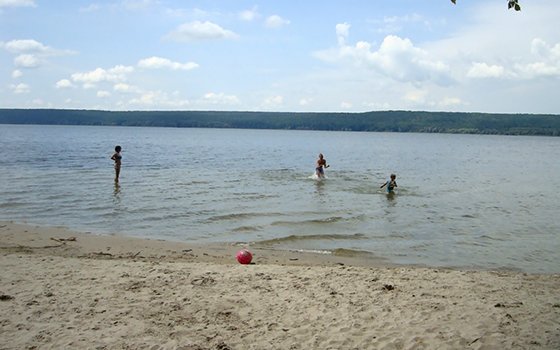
[{"xmin": 1, "ymin": 221, "xmax": 559, "ymax": 349}]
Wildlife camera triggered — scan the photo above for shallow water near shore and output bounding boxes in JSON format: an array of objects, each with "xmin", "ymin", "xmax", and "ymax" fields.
[{"xmin": 0, "ymin": 124, "xmax": 559, "ymax": 273}]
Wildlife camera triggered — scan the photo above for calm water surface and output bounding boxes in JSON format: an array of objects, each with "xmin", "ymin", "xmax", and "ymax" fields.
[{"xmin": 0, "ymin": 124, "xmax": 558, "ymax": 273}]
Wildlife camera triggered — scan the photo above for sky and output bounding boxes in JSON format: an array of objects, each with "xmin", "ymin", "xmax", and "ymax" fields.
[{"xmin": 1, "ymin": 0, "xmax": 559, "ymax": 114}]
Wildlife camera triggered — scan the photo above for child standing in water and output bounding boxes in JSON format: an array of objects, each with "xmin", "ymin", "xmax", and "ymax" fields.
[
  {"xmin": 380, "ymin": 173, "xmax": 397, "ymax": 193},
  {"xmin": 111, "ymin": 145, "xmax": 122, "ymax": 182},
  {"xmin": 315, "ymin": 153, "xmax": 329, "ymax": 179}
]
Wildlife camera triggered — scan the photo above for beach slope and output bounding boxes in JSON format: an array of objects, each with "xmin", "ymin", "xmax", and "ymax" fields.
[{"xmin": 1, "ymin": 222, "xmax": 559, "ymax": 349}]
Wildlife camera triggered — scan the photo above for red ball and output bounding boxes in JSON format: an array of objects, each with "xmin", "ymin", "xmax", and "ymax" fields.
[{"xmin": 236, "ymin": 249, "xmax": 253, "ymax": 264}]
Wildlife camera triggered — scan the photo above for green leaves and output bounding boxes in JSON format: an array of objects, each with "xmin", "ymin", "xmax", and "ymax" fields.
[
  {"xmin": 451, "ymin": 0, "xmax": 521, "ymax": 11},
  {"xmin": 508, "ymin": 0, "xmax": 522, "ymax": 11}
]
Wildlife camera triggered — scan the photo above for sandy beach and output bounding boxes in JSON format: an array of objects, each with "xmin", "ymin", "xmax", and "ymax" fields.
[{"xmin": 1, "ymin": 222, "xmax": 559, "ymax": 349}]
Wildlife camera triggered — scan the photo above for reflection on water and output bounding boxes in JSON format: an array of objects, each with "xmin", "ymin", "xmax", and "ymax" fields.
[
  {"xmin": 113, "ymin": 182, "xmax": 121, "ymax": 199},
  {"xmin": 313, "ymin": 178, "xmax": 327, "ymax": 197}
]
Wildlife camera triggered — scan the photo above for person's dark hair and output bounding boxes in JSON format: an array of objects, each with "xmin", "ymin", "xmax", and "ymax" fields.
[{"xmin": 115, "ymin": 145, "xmax": 122, "ymax": 152}]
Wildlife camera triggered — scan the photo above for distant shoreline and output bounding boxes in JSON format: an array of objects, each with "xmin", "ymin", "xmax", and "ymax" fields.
[{"xmin": 1, "ymin": 108, "xmax": 559, "ymax": 136}]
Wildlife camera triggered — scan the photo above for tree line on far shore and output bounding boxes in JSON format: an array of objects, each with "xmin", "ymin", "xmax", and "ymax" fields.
[{"xmin": 0, "ymin": 109, "xmax": 559, "ymax": 136}]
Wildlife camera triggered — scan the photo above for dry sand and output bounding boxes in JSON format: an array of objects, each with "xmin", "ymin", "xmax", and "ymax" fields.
[{"xmin": 0, "ymin": 221, "xmax": 559, "ymax": 349}]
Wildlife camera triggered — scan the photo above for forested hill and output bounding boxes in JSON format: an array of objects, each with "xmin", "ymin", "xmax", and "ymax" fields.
[{"xmin": 1, "ymin": 109, "xmax": 559, "ymax": 136}]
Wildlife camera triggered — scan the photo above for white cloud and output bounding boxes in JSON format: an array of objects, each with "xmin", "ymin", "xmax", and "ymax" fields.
[
  {"xmin": 113, "ymin": 83, "xmax": 138, "ymax": 93},
  {"xmin": 201, "ymin": 92, "xmax": 240, "ymax": 105},
  {"xmin": 2, "ymin": 1, "xmax": 558, "ymax": 113},
  {"xmin": 3, "ymin": 39, "xmax": 49, "ymax": 53},
  {"xmin": 336, "ymin": 23, "xmax": 350, "ymax": 46},
  {"xmin": 438, "ymin": 97, "xmax": 463, "ymax": 107},
  {"xmin": 514, "ymin": 38, "xmax": 560, "ymax": 78},
  {"xmin": 262, "ymin": 95, "xmax": 283, "ymax": 107},
  {"xmin": 10, "ymin": 83, "xmax": 30, "ymax": 94},
  {"xmin": 340, "ymin": 101, "xmax": 353, "ymax": 109},
  {"xmin": 128, "ymin": 90, "xmax": 190, "ymax": 108},
  {"xmin": 55, "ymin": 79, "xmax": 73, "ymax": 89},
  {"xmin": 401, "ymin": 91, "xmax": 465, "ymax": 110},
  {"xmin": 515, "ymin": 61, "xmax": 560, "ymax": 78},
  {"xmin": 71, "ymin": 65, "xmax": 134, "ymax": 87},
  {"xmin": 2, "ymin": 39, "xmax": 75, "ymax": 69},
  {"xmin": 165, "ymin": 21, "xmax": 238, "ymax": 42},
  {"xmin": 467, "ymin": 62, "xmax": 506, "ymax": 79},
  {"xmin": 0, "ymin": 0, "xmax": 35, "ymax": 8},
  {"xmin": 404, "ymin": 90, "xmax": 427, "ymax": 104},
  {"xmin": 369, "ymin": 35, "xmax": 451, "ymax": 84},
  {"xmin": 79, "ymin": 4, "xmax": 100, "ymax": 12},
  {"xmin": 239, "ymin": 7, "xmax": 259, "ymax": 21},
  {"xmin": 315, "ymin": 29, "xmax": 453, "ymax": 86},
  {"xmin": 531, "ymin": 38, "xmax": 550, "ymax": 58},
  {"xmin": 97, "ymin": 90, "xmax": 111, "ymax": 98},
  {"xmin": 110, "ymin": 65, "xmax": 134, "ymax": 75},
  {"xmin": 79, "ymin": 1, "xmax": 159, "ymax": 13},
  {"xmin": 463, "ymin": 38, "xmax": 560, "ymax": 80},
  {"xmin": 32, "ymin": 98, "xmax": 48, "ymax": 106},
  {"xmin": 362, "ymin": 101, "xmax": 391, "ymax": 110},
  {"xmin": 138, "ymin": 56, "xmax": 199, "ymax": 71},
  {"xmin": 374, "ymin": 14, "xmax": 425, "ymax": 34},
  {"xmin": 423, "ymin": 3, "xmax": 560, "ymax": 82},
  {"xmin": 14, "ymin": 54, "xmax": 40, "ymax": 68},
  {"xmin": 265, "ymin": 15, "xmax": 290, "ymax": 29},
  {"xmin": 129, "ymin": 91, "xmax": 157, "ymax": 105},
  {"xmin": 121, "ymin": 0, "xmax": 160, "ymax": 11},
  {"xmin": 164, "ymin": 7, "xmax": 206, "ymax": 18},
  {"xmin": 71, "ymin": 68, "xmax": 110, "ymax": 84}
]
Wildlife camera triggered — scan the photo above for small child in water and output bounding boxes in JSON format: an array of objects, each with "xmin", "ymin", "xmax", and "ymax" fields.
[
  {"xmin": 315, "ymin": 153, "xmax": 329, "ymax": 178},
  {"xmin": 111, "ymin": 145, "xmax": 122, "ymax": 182},
  {"xmin": 380, "ymin": 174, "xmax": 397, "ymax": 193}
]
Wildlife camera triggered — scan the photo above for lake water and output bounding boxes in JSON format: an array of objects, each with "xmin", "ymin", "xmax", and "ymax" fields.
[{"xmin": 0, "ymin": 124, "xmax": 559, "ymax": 273}]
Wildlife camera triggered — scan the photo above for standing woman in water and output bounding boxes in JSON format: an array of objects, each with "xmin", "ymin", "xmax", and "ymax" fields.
[{"xmin": 111, "ymin": 145, "xmax": 122, "ymax": 182}]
